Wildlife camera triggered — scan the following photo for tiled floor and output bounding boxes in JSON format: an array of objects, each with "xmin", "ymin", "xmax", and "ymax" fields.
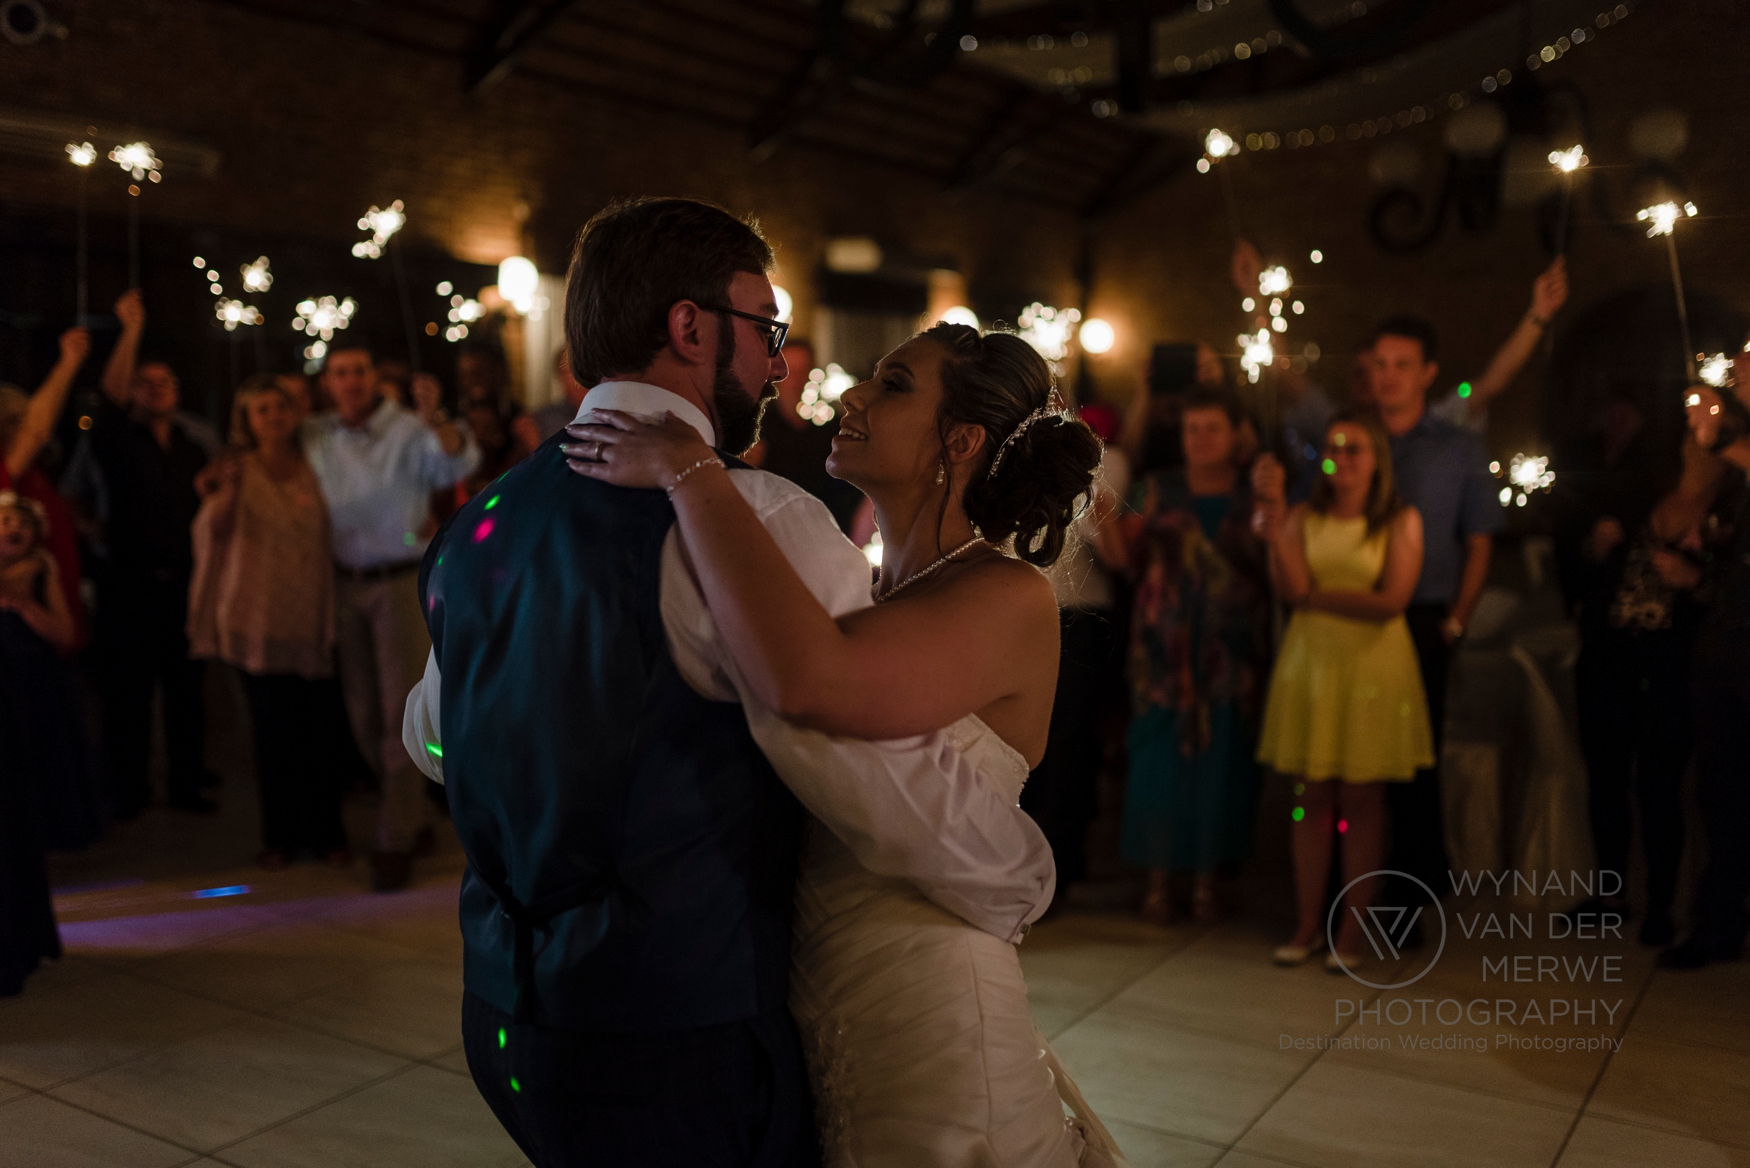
[{"xmin": 6, "ymin": 770, "xmax": 1748, "ymax": 1165}]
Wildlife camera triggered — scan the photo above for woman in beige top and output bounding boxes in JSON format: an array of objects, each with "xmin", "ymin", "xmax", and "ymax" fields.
[{"xmin": 190, "ymin": 376, "xmax": 347, "ymax": 868}]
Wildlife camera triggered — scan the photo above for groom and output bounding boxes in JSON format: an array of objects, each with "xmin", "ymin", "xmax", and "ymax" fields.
[{"xmin": 402, "ymin": 197, "xmax": 1055, "ymax": 1168}]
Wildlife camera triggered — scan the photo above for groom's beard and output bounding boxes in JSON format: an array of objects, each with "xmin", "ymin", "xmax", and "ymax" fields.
[{"xmin": 711, "ymin": 324, "xmax": 776, "ymax": 455}]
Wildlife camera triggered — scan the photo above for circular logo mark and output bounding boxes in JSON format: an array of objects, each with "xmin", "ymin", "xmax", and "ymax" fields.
[{"xmin": 1326, "ymin": 869, "xmax": 1447, "ymax": 990}]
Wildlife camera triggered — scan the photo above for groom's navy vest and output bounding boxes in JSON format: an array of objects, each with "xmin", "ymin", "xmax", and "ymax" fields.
[{"xmin": 420, "ymin": 435, "xmax": 803, "ymax": 1031}]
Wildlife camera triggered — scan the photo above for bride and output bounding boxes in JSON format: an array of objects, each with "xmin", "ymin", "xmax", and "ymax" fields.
[{"xmin": 566, "ymin": 322, "xmax": 1126, "ymax": 1168}]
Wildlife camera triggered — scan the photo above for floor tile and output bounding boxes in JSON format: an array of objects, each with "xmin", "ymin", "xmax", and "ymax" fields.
[
  {"xmin": 304, "ymin": 885, "xmax": 463, "ymax": 958},
  {"xmin": 1557, "ymin": 1115, "xmax": 1750, "ymax": 1167},
  {"xmin": 1101, "ymin": 1119, "xmax": 1226, "ymax": 1168},
  {"xmin": 57, "ymin": 901, "xmax": 282, "ymax": 966},
  {"xmin": 1588, "ymin": 1034, "xmax": 1750, "ymax": 1150},
  {"xmin": 137, "ymin": 917, "xmax": 428, "ymax": 1011},
  {"xmin": 0, "ymin": 1074, "xmax": 31, "ymax": 1105},
  {"xmin": 50, "ymin": 1016, "xmax": 404, "ymax": 1153},
  {"xmin": 0, "ymin": 972, "xmax": 249, "ymax": 1089},
  {"xmin": 1019, "ymin": 936, "xmax": 1176, "ymax": 1015},
  {"xmin": 0, "ymin": 955, "xmax": 112, "ymax": 1001},
  {"xmin": 1050, "ymin": 1010, "xmax": 1310, "ymax": 1144},
  {"xmin": 426, "ymin": 1044, "xmax": 471, "ymax": 1078},
  {"xmin": 1104, "ymin": 944, "xmax": 1353, "ymax": 1047},
  {"xmin": 1628, "ymin": 966, "xmax": 1750, "ymax": 1056},
  {"xmin": 272, "ymin": 959, "xmax": 463, "ymax": 1059},
  {"xmin": 220, "ymin": 1064, "xmax": 525, "ymax": 1168},
  {"xmin": 1030, "ymin": 1001, "xmax": 1086, "ymax": 1040},
  {"xmin": 1236, "ymin": 1059, "xmax": 1574, "ymax": 1168},
  {"xmin": 0, "ymin": 1092, "xmax": 193, "ymax": 1168}
]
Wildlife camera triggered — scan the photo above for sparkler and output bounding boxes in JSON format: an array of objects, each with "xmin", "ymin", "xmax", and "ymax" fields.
[
  {"xmin": 1637, "ymin": 200, "xmax": 1700, "ymax": 381},
  {"xmin": 240, "ymin": 256, "xmax": 273, "ymax": 293},
  {"xmin": 1698, "ymin": 353, "xmax": 1730, "ymax": 389},
  {"xmin": 292, "ymin": 295, "xmax": 357, "ymax": 360},
  {"xmin": 1199, "ymin": 128, "xmax": 1244, "ymax": 236},
  {"xmin": 1015, "ymin": 302, "xmax": 1081, "ymax": 375},
  {"xmin": 1547, "ymin": 145, "xmax": 1587, "ymax": 255},
  {"xmin": 354, "ymin": 200, "xmax": 421, "ymax": 372},
  {"xmin": 1238, "ymin": 328, "xmax": 1274, "ymax": 384},
  {"xmin": 109, "ymin": 141, "xmax": 161, "ymax": 289},
  {"xmin": 215, "ymin": 299, "xmax": 262, "ymax": 331},
  {"xmin": 66, "ymin": 141, "xmax": 95, "ymax": 323},
  {"xmin": 796, "ymin": 364, "xmax": 856, "ymax": 425},
  {"xmin": 1493, "ymin": 453, "xmax": 1555, "ymax": 509}
]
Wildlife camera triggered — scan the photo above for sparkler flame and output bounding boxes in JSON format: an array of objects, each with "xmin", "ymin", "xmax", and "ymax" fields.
[
  {"xmin": 65, "ymin": 141, "xmax": 96, "ymax": 167},
  {"xmin": 1699, "ymin": 353, "xmax": 1730, "ymax": 388},
  {"xmin": 1258, "ymin": 266, "xmax": 1293, "ymax": 297},
  {"xmin": 797, "ymin": 364, "xmax": 856, "ymax": 426},
  {"xmin": 352, "ymin": 200, "xmax": 406, "ymax": 259},
  {"xmin": 1205, "ymin": 129, "xmax": 1236, "ymax": 159},
  {"xmin": 1238, "ymin": 329, "xmax": 1274, "ymax": 384},
  {"xmin": 1016, "ymin": 302, "xmax": 1081, "ymax": 371},
  {"xmin": 214, "ymin": 299, "xmax": 263, "ymax": 331},
  {"xmin": 292, "ymin": 295, "xmax": 358, "ymax": 341},
  {"xmin": 1548, "ymin": 145, "xmax": 1588, "ymax": 173},
  {"xmin": 109, "ymin": 141, "xmax": 162, "ymax": 183},
  {"xmin": 240, "ymin": 256, "xmax": 273, "ymax": 293},
  {"xmin": 1637, "ymin": 200, "xmax": 1696, "ymax": 238}
]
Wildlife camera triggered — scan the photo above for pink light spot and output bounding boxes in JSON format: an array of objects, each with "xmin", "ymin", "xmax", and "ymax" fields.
[
  {"xmin": 1337, "ymin": 818, "xmax": 1349, "ymax": 834},
  {"xmin": 428, "ymin": 595, "xmax": 436, "ymax": 613},
  {"xmin": 473, "ymin": 518, "xmax": 495, "ymax": 543}
]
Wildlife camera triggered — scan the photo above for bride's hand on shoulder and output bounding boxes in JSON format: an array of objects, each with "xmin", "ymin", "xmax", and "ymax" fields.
[{"xmin": 561, "ymin": 410, "xmax": 715, "ymax": 491}]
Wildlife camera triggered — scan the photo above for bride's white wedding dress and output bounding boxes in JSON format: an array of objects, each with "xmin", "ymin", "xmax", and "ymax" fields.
[{"xmin": 790, "ymin": 714, "xmax": 1127, "ymax": 1168}]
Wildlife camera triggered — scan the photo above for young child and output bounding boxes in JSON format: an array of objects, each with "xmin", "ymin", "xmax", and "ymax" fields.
[{"xmin": 0, "ymin": 491, "xmax": 76, "ymax": 651}]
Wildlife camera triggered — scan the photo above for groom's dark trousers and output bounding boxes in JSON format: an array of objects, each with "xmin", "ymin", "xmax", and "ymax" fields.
[{"xmin": 423, "ymin": 438, "xmax": 818, "ymax": 1167}]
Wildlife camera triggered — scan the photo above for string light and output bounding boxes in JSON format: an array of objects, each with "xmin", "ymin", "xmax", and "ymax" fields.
[
  {"xmin": 240, "ymin": 256, "xmax": 273, "ymax": 293},
  {"xmin": 1078, "ymin": 318, "xmax": 1115, "ymax": 354},
  {"xmin": 109, "ymin": 141, "xmax": 161, "ymax": 183},
  {"xmin": 215, "ymin": 299, "xmax": 263, "ymax": 331},
  {"xmin": 940, "ymin": 305, "xmax": 980, "ymax": 328},
  {"xmin": 1636, "ymin": 200, "xmax": 1696, "ymax": 238},
  {"xmin": 65, "ymin": 141, "xmax": 96, "ymax": 167},
  {"xmin": 352, "ymin": 200, "xmax": 405, "ymax": 258}
]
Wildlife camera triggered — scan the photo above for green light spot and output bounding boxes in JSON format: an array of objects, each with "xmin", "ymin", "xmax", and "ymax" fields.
[
  {"xmin": 1293, "ymin": 783, "xmax": 1305, "ymax": 796},
  {"xmin": 510, "ymin": 1077, "xmax": 521, "ymax": 1093},
  {"xmin": 1291, "ymin": 806, "xmax": 1306, "ymax": 822},
  {"xmin": 1321, "ymin": 458, "xmax": 1336, "ymax": 475},
  {"xmin": 425, "ymin": 742, "xmax": 442, "ymax": 758},
  {"xmin": 437, "ymin": 555, "xmax": 444, "ymax": 566},
  {"xmin": 485, "ymin": 494, "xmax": 500, "ymax": 510},
  {"xmin": 1457, "ymin": 381, "xmax": 1472, "ymax": 399},
  {"xmin": 403, "ymin": 532, "xmax": 417, "ymax": 546},
  {"xmin": 497, "ymin": 1028, "xmax": 506, "ymax": 1049}
]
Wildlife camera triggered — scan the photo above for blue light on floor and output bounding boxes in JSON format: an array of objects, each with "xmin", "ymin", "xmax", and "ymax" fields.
[{"xmin": 191, "ymin": 885, "xmax": 251, "ymax": 899}]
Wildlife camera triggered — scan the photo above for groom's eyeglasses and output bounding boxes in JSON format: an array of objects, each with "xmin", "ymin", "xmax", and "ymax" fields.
[{"xmin": 704, "ymin": 305, "xmax": 790, "ymax": 358}]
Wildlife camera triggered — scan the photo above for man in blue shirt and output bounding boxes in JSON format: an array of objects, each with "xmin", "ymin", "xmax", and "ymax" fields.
[
  {"xmin": 1369, "ymin": 316, "xmax": 1504, "ymax": 910},
  {"xmin": 303, "ymin": 340, "xmax": 478, "ymax": 890}
]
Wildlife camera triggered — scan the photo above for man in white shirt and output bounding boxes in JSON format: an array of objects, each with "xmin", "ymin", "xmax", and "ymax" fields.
[{"xmin": 401, "ymin": 197, "xmax": 1051, "ymax": 1168}]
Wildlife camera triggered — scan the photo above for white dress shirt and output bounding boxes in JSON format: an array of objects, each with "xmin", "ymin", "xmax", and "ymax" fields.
[
  {"xmin": 404, "ymin": 381, "xmax": 1054, "ymax": 943},
  {"xmin": 303, "ymin": 400, "xmax": 481, "ymax": 570}
]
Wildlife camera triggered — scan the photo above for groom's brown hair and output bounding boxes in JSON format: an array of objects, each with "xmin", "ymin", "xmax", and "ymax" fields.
[{"xmin": 565, "ymin": 196, "xmax": 774, "ymax": 388}]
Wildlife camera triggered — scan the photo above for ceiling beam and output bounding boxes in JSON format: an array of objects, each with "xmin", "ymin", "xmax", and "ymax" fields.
[
  {"xmin": 465, "ymin": 0, "xmax": 584, "ymax": 96},
  {"xmin": 944, "ymin": 87, "xmax": 1044, "ymax": 192}
]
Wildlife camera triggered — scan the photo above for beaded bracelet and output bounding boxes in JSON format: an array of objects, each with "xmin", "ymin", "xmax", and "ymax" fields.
[{"xmin": 666, "ymin": 455, "xmax": 725, "ymax": 498}]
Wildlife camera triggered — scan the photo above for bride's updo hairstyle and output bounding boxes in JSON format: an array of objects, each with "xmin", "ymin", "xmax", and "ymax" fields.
[{"xmin": 922, "ymin": 321, "xmax": 1104, "ymax": 567}]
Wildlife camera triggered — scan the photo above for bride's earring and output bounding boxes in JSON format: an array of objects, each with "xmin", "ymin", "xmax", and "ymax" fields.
[{"xmin": 935, "ymin": 462, "xmax": 946, "ymax": 486}]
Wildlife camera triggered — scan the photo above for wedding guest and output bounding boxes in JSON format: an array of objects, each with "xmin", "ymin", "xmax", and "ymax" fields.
[
  {"xmin": 0, "ymin": 491, "xmax": 65, "ymax": 997},
  {"xmin": 2, "ymin": 326, "xmax": 91, "ymax": 648},
  {"xmin": 373, "ymin": 361, "xmax": 410, "ymax": 408},
  {"xmin": 527, "ymin": 347, "xmax": 589, "ymax": 442},
  {"xmin": 189, "ymin": 376, "xmax": 348, "ymax": 869},
  {"xmin": 1663, "ymin": 380, "xmax": 1750, "ymax": 970},
  {"xmin": 1255, "ymin": 412, "xmax": 1433, "ymax": 969},
  {"xmin": 1367, "ymin": 316, "xmax": 1502, "ymax": 919},
  {"xmin": 302, "ymin": 339, "xmax": 478, "ymax": 891},
  {"xmin": 1121, "ymin": 341, "xmax": 1227, "ymax": 478},
  {"xmin": 1028, "ymin": 400, "xmax": 1131, "ymax": 910},
  {"xmin": 1425, "ymin": 257, "xmax": 1569, "ymax": 432},
  {"xmin": 1121, "ymin": 390, "xmax": 1271, "ymax": 925},
  {"xmin": 90, "ymin": 290, "xmax": 217, "ymax": 818},
  {"xmin": 276, "ymin": 371, "xmax": 314, "ymax": 422}
]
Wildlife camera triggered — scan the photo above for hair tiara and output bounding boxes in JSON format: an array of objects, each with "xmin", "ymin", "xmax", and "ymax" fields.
[{"xmin": 987, "ymin": 406, "xmax": 1055, "ymax": 480}]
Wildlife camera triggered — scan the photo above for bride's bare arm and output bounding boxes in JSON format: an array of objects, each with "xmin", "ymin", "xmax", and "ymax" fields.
[{"xmin": 565, "ymin": 411, "xmax": 1057, "ymax": 739}]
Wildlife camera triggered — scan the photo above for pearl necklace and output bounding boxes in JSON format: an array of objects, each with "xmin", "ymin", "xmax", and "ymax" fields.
[{"xmin": 873, "ymin": 536, "xmax": 986, "ymax": 604}]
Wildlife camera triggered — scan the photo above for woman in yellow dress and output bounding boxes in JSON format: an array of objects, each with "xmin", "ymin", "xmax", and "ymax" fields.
[{"xmin": 1254, "ymin": 411, "xmax": 1433, "ymax": 970}]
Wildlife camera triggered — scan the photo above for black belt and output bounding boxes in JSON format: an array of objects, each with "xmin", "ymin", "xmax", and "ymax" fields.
[
  {"xmin": 334, "ymin": 559, "xmax": 422, "ymax": 583},
  {"xmin": 474, "ymin": 865, "xmax": 613, "ymax": 1023}
]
